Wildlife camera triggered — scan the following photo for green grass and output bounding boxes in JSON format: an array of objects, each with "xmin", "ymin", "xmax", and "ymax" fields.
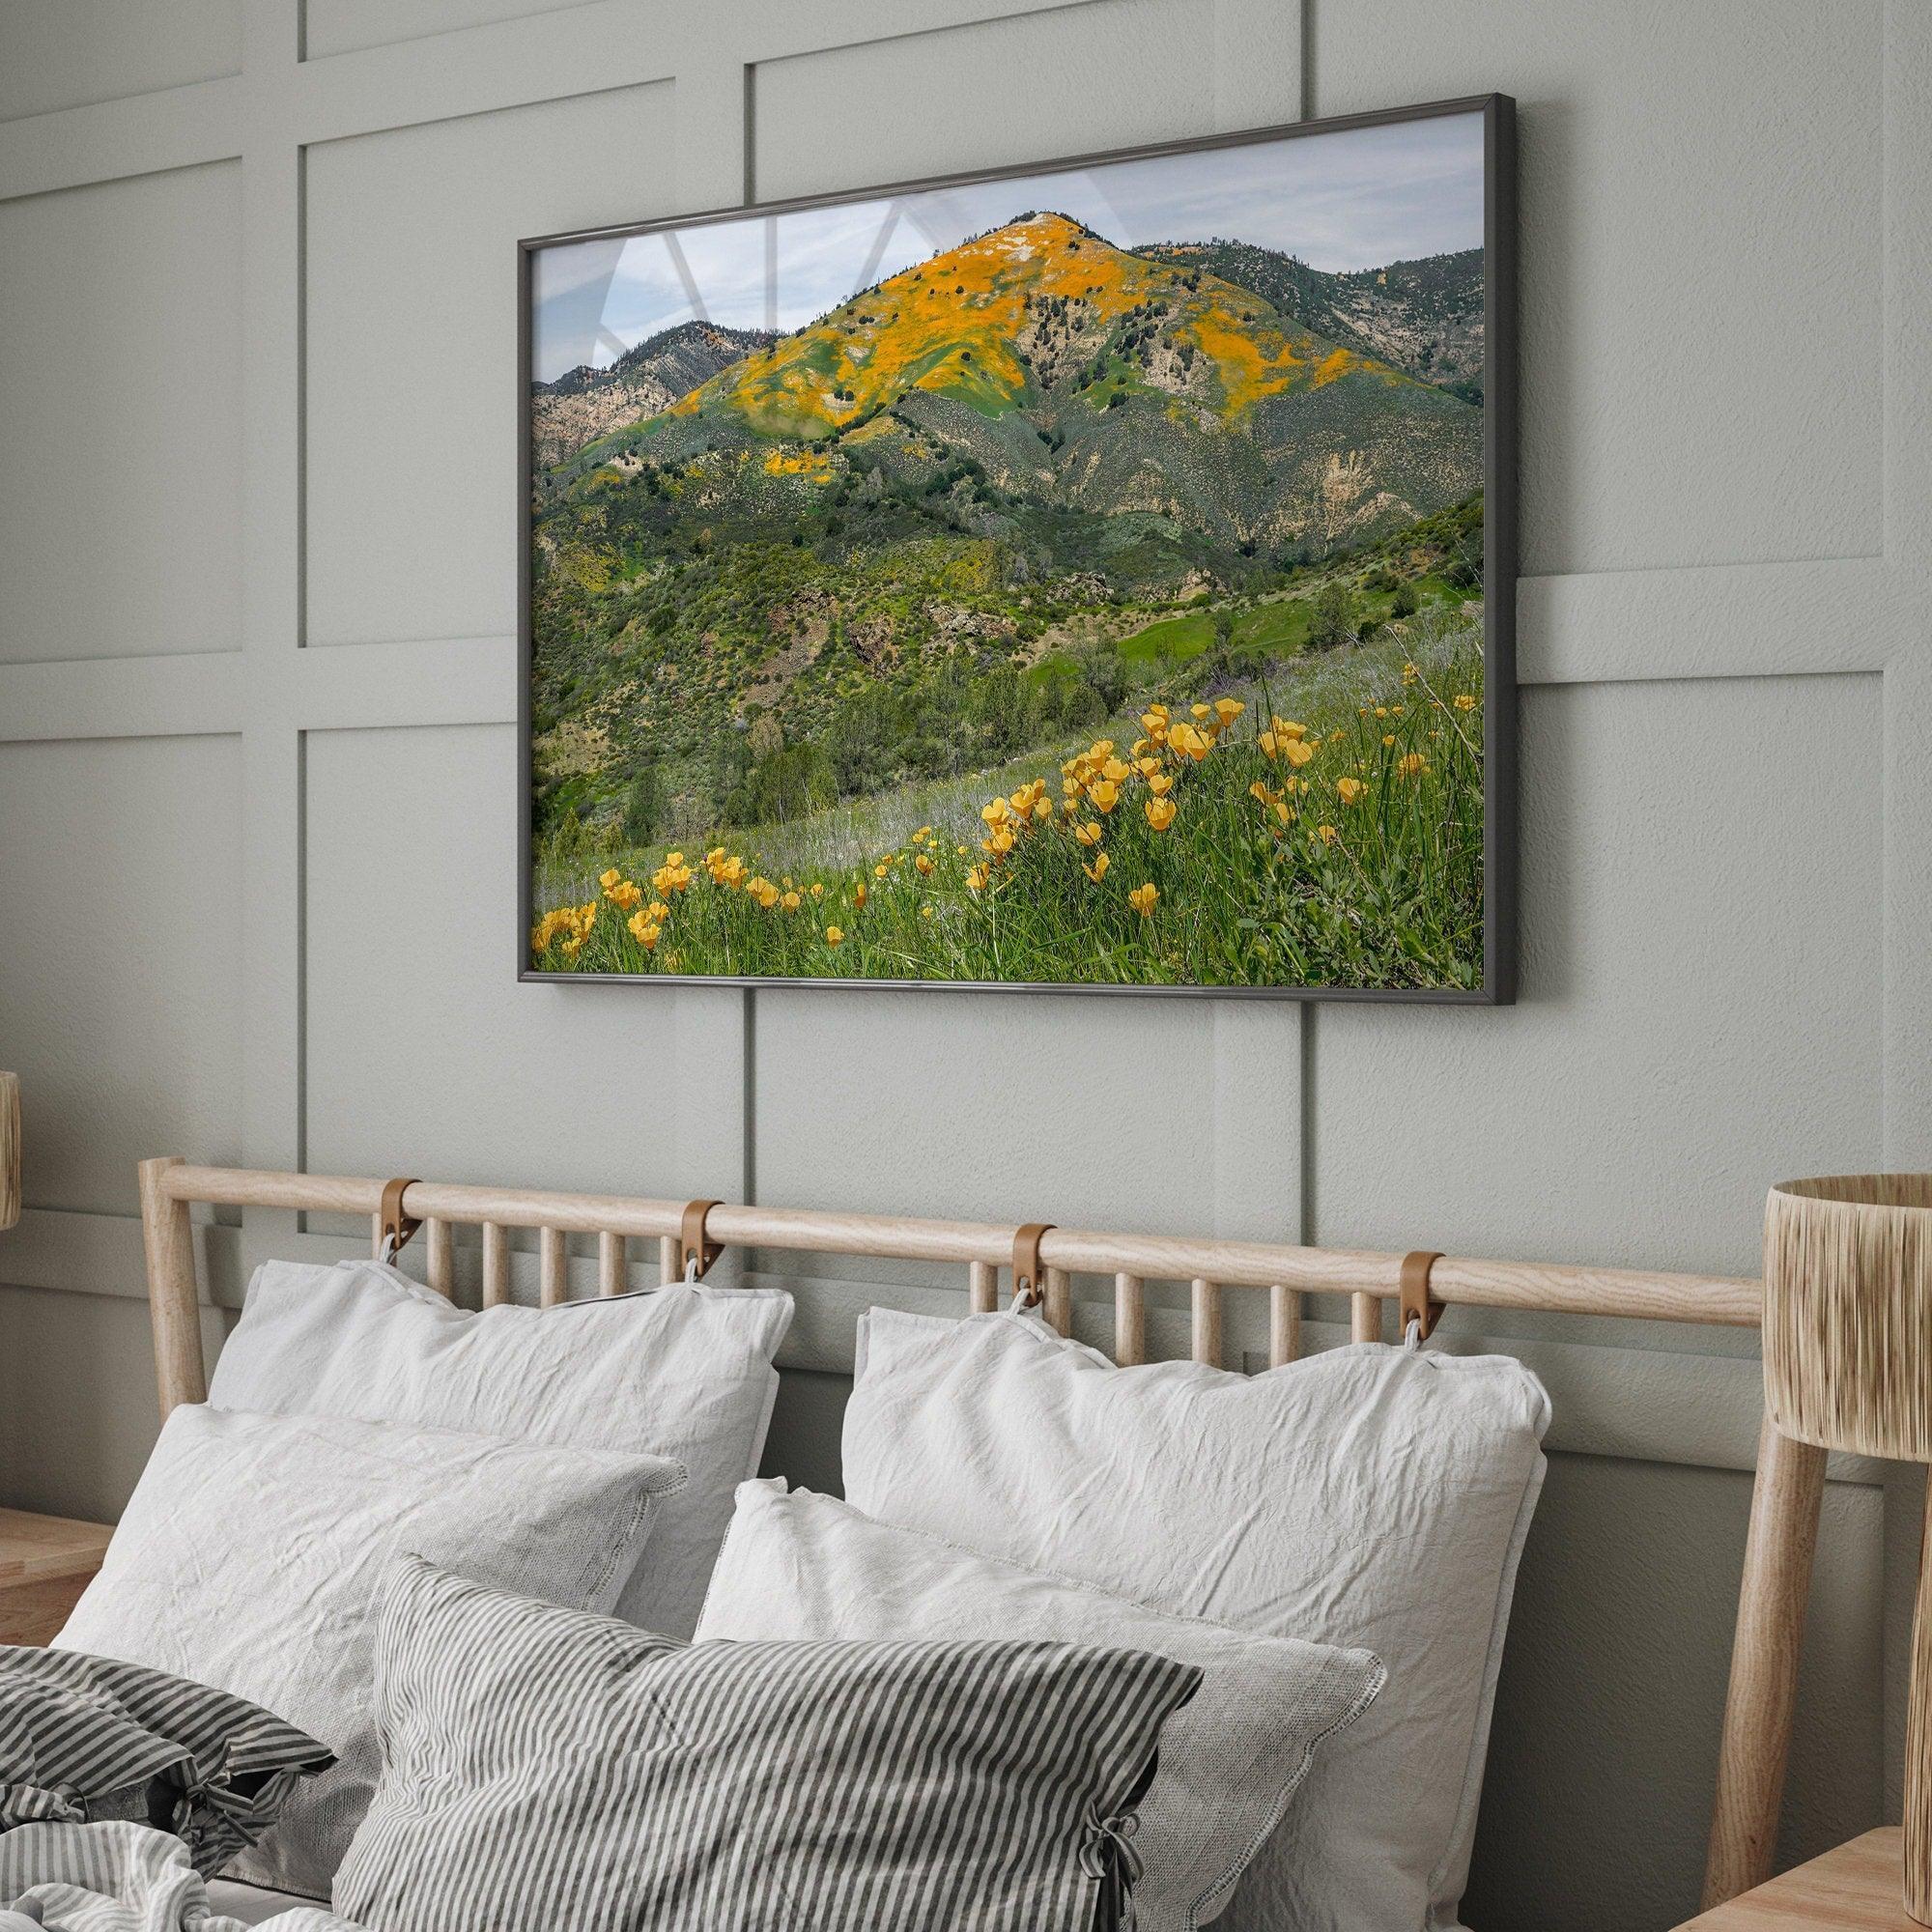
[{"xmin": 530, "ymin": 608, "xmax": 1486, "ymax": 990}]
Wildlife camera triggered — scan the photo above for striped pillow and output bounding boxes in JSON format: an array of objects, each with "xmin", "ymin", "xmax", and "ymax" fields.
[
  {"xmin": 0, "ymin": 1646, "xmax": 333, "ymax": 1877},
  {"xmin": 336, "ymin": 1555, "xmax": 1202, "ymax": 1932}
]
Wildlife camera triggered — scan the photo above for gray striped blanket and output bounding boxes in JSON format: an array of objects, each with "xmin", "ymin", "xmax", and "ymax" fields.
[{"xmin": 0, "ymin": 1822, "xmax": 363, "ymax": 1931}]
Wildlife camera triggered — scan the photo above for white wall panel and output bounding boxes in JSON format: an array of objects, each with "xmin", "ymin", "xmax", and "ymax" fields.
[
  {"xmin": 0, "ymin": 161, "xmax": 242, "ymax": 662},
  {"xmin": 305, "ymin": 723, "xmax": 722, "ymax": 1196},
  {"xmin": 0, "ymin": 1287, "xmax": 171, "ymax": 1522},
  {"xmin": 304, "ymin": 82, "xmax": 672, "ymax": 648},
  {"xmin": 0, "ymin": 0, "xmax": 240, "ymax": 124},
  {"xmin": 753, "ymin": 0, "xmax": 1223, "ymax": 202},
  {"xmin": 1314, "ymin": 0, "xmax": 1885, "ymax": 579},
  {"xmin": 0, "ymin": 735, "xmax": 243, "ymax": 1215},
  {"xmin": 304, "ymin": 0, "xmax": 591, "ymax": 62},
  {"xmin": 1312, "ymin": 673, "xmax": 1884, "ymax": 1276},
  {"xmin": 754, "ymin": 985, "xmax": 1288, "ymax": 1235},
  {"xmin": 1467, "ymin": 1456, "xmax": 1884, "ymax": 1932}
]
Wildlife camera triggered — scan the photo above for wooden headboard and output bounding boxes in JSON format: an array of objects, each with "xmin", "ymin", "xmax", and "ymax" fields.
[{"xmin": 136, "ymin": 1152, "xmax": 1817, "ymax": 1912}]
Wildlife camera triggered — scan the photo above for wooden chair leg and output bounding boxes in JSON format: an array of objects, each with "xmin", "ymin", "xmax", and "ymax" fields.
[{"xmin": 1702, "ymin": 1415, "xmax": 1829, "ymax": 1907}]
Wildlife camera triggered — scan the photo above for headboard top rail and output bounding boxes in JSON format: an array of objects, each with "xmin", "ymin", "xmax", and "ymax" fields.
[{"xmin": 148, "ymin": 1159, "xmax": 1759, "ymax": 1325}]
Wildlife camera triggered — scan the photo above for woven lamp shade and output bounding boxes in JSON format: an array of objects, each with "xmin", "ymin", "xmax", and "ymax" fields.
[
  {"xmin": 1764, "ymin": 1175, "xmax": 1932, "ymax": 1459},
  {"xmin": 0, "ymin": 1073, "xmax": 16, "ymax": 1232}
]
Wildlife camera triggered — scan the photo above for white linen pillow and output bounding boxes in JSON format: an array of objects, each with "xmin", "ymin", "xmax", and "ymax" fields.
[
  {"xmin": 695, "ymin": 1478, "xmax": 1385, "ymax": 1932},
  {"xmin": 55, "ymin": 1405, "xmax": 683, "ymax": 1903},
  {"xmin": 207, "ymin": 1256, "xmax": 792, "ymax": 1638},
  {"xmin": 841, "ymin": 1308, "xmax": 1550, "ymax": 1932}
]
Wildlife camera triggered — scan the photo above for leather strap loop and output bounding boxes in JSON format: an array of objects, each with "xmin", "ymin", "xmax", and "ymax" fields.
[
  {"xmin": 379, "ymin": 1178, "xmax": 422, "ymax": 1260},
  {"xmin": 1400, "ymin": 1249, "xmax": 1444, "ymax": 1344},
  {"xmin": 1011, "ymin": 1223, "xmax": 1055, "ymax": 1310},
  {"xmin": 681, "ymin": 1199, "xmax": 724, "ymax": 1280}
]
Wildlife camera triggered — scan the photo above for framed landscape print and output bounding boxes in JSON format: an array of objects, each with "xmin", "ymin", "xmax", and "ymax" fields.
[{"xmin": 521, "ymin": 94, "xmax": 1515, "ymax": 1001}]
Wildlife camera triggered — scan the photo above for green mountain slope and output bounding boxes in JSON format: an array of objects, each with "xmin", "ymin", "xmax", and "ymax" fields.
[{"xmin": 1144, "ymin": 242, "xmax": 1484, "ymax": 404}]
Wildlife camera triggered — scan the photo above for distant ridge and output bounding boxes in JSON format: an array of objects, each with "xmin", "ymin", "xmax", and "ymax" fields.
[{"xmin": 532, "ymin": 319, "xmax": 777, "ymax": 466}]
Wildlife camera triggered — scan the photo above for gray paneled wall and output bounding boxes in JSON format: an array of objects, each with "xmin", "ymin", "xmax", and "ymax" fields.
[{"xmin": 1, "ymin": 3, "xmax": 1925, "ymax": 1926}]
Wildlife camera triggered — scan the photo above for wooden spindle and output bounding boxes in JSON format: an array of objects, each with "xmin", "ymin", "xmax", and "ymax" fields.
[
  {"xmin": 426, "ymin": 1217, "xmax": 454, "ymax": 1297},
  {"xmin": 598, "ymin": 1230, "xmax": 626, "ymax": 1297},
  {"xmin": 539, "ymin": 1227, "xmax": 568, "ymax": 1307},
  {"xmin": 1270, "ymin": 1283, "xmax": 1300, "ymax": 1366},
  {"xmin": 1351, "ymin": 1291, "xmax": 1382, "ymax": 1344},
  {"xmin": 1044, "ymin": 1265, "xmax": 1072, "ymax": 1337},
  {"xmin": 659, "ymin": 1235, "xmax": 680, "ymax": 1284},
  {"xmin": 968, "ymin": 1260, "xmax": 997, "ymax": 1315},
  {"xmin": 1114, "ymin": 1273, "xmax": 1145, "ymax": 1366},
  {"xmin": 481, "ymin": 1222, "xmax": 510, "ymax": 1307},
  {"xmin": 1191, "ymin": 1278, "xmax": 1222, "ymax": 1368}
]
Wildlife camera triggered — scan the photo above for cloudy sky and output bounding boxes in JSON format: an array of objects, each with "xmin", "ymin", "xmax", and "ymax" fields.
[{"xmin": 532, "ymin": 108, "xmax": 1484, "ymax": 383}]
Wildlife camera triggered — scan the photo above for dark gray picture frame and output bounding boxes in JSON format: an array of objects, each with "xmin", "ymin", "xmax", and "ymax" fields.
[{"xmin": 519, "ymin": 92, "xmax": 1516, "ymax": 1003}]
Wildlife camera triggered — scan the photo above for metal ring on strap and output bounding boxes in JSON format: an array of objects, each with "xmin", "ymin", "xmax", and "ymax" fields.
[
  {"xmin": 681, "ymin": 1199, "xmax": 724, "ymax": 1280},
  {"xmin": 379, "ymin": 1178, "xmax": 422, "ymax": 1259},
  {"xmin": 1400, "ymin": 1249, "xmax": 1444, "ymax": 1344},
  {"xmin": 1011, "ymin": 1222, "xmax": 1055, "ymax": 1311}
]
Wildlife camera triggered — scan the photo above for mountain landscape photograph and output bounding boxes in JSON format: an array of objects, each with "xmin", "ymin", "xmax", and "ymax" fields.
[{"xmin": 525, "ymin": 107, "xmax": 1495, "ymax": 991}]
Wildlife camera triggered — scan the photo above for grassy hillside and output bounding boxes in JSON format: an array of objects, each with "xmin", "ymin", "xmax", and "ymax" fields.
[{"xmin": 532, "ymin": 605, "xmax": 1486, "ymax": 989}]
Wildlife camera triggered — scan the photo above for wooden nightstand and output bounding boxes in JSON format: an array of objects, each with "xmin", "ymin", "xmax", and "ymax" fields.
[
  {"xmin": 0, "ymin": 1507, "xmax": 112, "ymax": 1646},
  {"xmin": 1675, "ymin": 1831, "xmax": 1916, "ymax": 1929}
]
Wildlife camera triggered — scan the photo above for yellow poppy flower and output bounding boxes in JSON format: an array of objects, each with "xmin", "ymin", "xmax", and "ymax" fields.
[
  {"xmin": 1398, "ymin": 753, "xmax": 1429, "ymax": 778},
  {"xmin": 1145, "ymin": 796, "xmax": 1176, "ymax": 831},
  {"xmin": 1285, "ymin": 738, "xmax": 1315, "ymax": 767},
  {"xmin": 1148, "ymin": 772, "xmax": 1174, "ymax": 797},
  {"xmin": 825, "ymin": 926, "xmax": 844, "ymax": 946},
  {"xmin": 781, "ymin": 891, "xmax": 801, "ymax": 911},
  {"xmin": 853, "ymin": 882, "xmax": 868, "ymax": 908},
  {"xmin": 1337, "ymin": 778, "xmax": 1366, "ymax": 805},
  {"xmin": 874, "ymin": 863, "xmax": 890, "ymax": 879},
  {"xmin": 966, "ymin": 864, "xmax": 989, "ymax": 892},
  {"xmin": 599, "ymin": 867, "xmax": 622, "ymax": 892},
  {"xmin": 1127, "ymin": 883, "xmax": 1158, "ymax": 917},
  {"xmin": 1101, "ymin": 756, "xmax": 1130, "ymax": 784},
  {"xmin": 1213, "ymin": 697, "xmax": 1245, "ymax": 724},
  {"xmin": 1074, "ymin": 820, "xmax": 1102, "ymax": 847},
  {"xmin": 1317, "ymin": 824, "xmax": 1338, "ymax": 844},
  {"xmin": 810, "ymin": 882, "xmax": 825, "ymax": 899},
  {"xmin": 915, "ymin": 854, "xmax": 934, "ymax": 875},
  {"xmin": 1454, "ymin": 693, "xmax": 1479, "ymax": 712},
  {"xmin": 1089, "ymin": 779, "xmax": 1120, "ymax": 813},
  {"xmin": 1167, "ymin": 723, "xmax": 1211, "ymax": 761},
  {"xmin": 628, "ymin": 912, "xmax": 661, "ymax": 949},
  {"xmin": 1382, "ymin": 734, "xmax": 1396, "ymax": 747},
  {"xmin": 1191, "ymin": 702, "xmax": 1210, "ymax": 720},
  {"xmin": 1084, "ymin": 852, "xmax": 1110, "ymax": 883}
]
